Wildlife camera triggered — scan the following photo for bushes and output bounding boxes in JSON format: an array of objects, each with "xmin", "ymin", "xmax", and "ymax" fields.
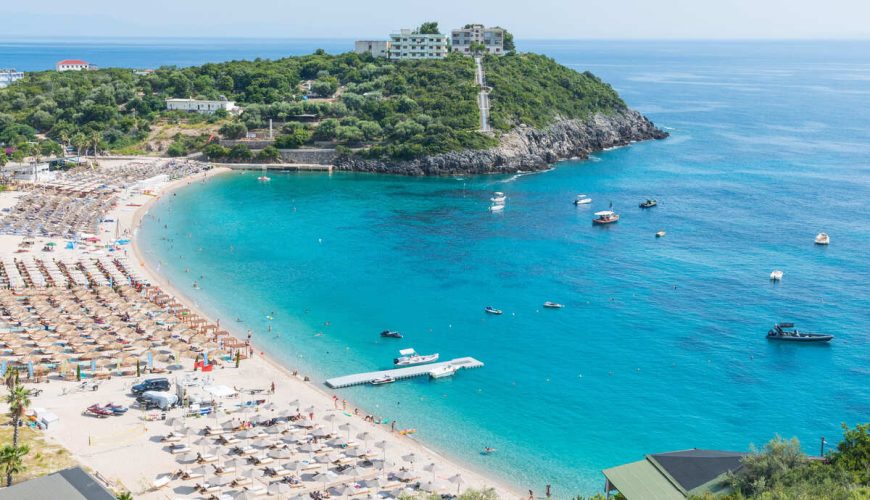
[{"xmin": 218, "ymin": 121, "xmax": 248, "ymax": 139}]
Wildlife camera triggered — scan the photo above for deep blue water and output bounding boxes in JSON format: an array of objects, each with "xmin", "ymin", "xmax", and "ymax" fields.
[{"xmin": 115, "ymin": 40, "xmax": 870, "ymax": 495}]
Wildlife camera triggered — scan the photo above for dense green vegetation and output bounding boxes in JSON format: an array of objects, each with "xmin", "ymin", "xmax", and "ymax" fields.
[
  {"xmin": 0, "ymin": 47, "xmax": 628, "ymax": 162},
  {"xmin": 484, "ymin": 53, "xmax": 626, "ymax": 130}
]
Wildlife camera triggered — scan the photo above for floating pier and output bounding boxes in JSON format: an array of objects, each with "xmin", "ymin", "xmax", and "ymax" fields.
[{"xmin": 324, "ymin": 357, "xmax": 484, "ymax": 389}]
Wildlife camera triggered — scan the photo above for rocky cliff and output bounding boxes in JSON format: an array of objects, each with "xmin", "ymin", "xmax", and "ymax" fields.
[{"xmin": 334, "ymin": 109, "xmax": 667, "ymax": 176}]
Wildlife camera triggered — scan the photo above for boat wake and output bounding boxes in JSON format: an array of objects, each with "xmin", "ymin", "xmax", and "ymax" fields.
[{"xmin": 498, "ymin": 168, "xmax": 555, "ymax": 183}]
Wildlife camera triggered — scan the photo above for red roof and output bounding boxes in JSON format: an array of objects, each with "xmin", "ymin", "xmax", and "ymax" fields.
[{"xmin": 57, "ymin": 59, "xmax": 88, "ymax": 66}]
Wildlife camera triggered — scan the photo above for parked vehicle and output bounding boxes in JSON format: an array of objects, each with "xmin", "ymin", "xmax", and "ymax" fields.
[
  {"xmin": 84, "ymin": 404, "xmax": 113, "ymax": 418},
  {"xmin": 131, "ymin": 377, "xmax": 170, "ymax": 395},
  {"xmin": 136, "ymin": 390, "xmax": 179, "ymax": 410}
]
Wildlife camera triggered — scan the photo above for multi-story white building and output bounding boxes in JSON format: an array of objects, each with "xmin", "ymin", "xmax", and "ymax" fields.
[
  {"xmin": 388, "ymin": 29, "xmax": 449, "ymax": 60},
  {"xmin": 56, "ymin": 59, "xmax": 91, "ymax": 72},
  {"xmin": 451, "ymin": 25, "xmax": 505, "ymax": 56},
  {"xmin": 165, "ymin": 97, "xmax": 238, "ymax": 114},
  {"xmin": 0, "ymin": 69, "xmax": 24, "ymax": 88},
  {"xmin": 354, "ymin": 40, "xmax": 391, "ymax": 58}
]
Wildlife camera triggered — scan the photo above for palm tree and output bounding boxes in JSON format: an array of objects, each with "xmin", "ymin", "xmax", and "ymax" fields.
[
  {"xmin": 0, "ymin": 444, "xmax": 29, "ymax": 487},
  {"xmin": 6, "ymin": 384, "xmax": 31, "ymax": 451},
  {"xmin": 90, "ymin": 131, "xmax": 102, "ymax": 165},
  {"xmin": 71, "ymin": 132, "xmax": 87, "ymax": 159}
]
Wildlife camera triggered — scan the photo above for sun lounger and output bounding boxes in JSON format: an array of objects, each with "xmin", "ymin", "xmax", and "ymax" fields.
[
  {"xmin": 196, "ymin": 483, "xmax": 220, "ymax": 493},
  {"xmin": 160, "ymin": 434, "xmax": 182, "ymax": 443},
  {"xmin": 250, "ymin": 455, "xmax": 273, "ymax": 465},
  {"xmin": 300, "ymin": 462, "xmax": 321, "ymax": 471},
  {"xmin": 169, "ymin": 444, "xmax": 191, "ymax": 454},
  {"xmin": 181, "ymin": 470, "xmax": 205, "ymax": 480},
  {"xmin": 244, "ymin": 485, "xmax": 267, "ymax": 496},
  {"xmin": 232, "ymin": 477, "xmax": 252, "ymax": 487},
  {"xmin": 217, "ymin": 435, "xmax": 240, "ymax": 445},
  {"xmin": 196, "ymin": 453, "xmax": 218, "ymax": 463},
  {"xmin": 151, "ymin": 474, "xmax": 171, "ymax": 490},
  {"xmin": 234, "ymin": 446, "xmax": 256, "ymax": 456},
  {"xmin": 350, "ymin": 486, "xmax": 370, "ymax": 496},
  {"xmin": 212, "ymin": 465, "xmax": 235, "ymax": 475}
]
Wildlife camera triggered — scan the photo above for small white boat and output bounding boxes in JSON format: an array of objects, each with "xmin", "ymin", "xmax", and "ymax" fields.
[
  {"xmin": 656, "ymin": 230, "xmax": 666, "ymax": 238},
  {"xmin": 257, "ymin": 176, "xmax": 271, "ymax": 182},
  {"xmin": 543, "ymin": 301, "xmax": 564, "ymax": 309},
  {"xmin": 429, "ymin": 364, "xmax": 457, "ymax": 379},
  {"xmin": 489, "ymin": 203, "xmax": 504, "ymax": 212},
  {"xmin": 394, "ymin": 348, "xmax": 439, "ymax": 366},
  {"xmin": 574, "ymin": 194, "xmax": 592, "ymax": 205},
  {"xmin": 770, "ymin": 270, "xmax": 784, "ymax": 281},
  {"xmin": 371, "ymin": 375, "xmax": 395, "ymax": 386},
  {"xmin": 815, "ymin": 233, "xmax": 830, "ymax": 245},
  {"xmin": 484, "ymin": 306, "xmax": 503, "ymax": 315},
  {"xmin": 491, "ymin": 192, "xmax": 506, "ymax": 203}
]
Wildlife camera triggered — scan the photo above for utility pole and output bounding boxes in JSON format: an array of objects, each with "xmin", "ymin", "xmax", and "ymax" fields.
[{"xmin": 820, "ymin": 436, "xmax": 827, "ymax": 457}]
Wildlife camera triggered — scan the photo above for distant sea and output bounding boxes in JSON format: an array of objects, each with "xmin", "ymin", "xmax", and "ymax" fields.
[{"xmin": 9, "ymin": 38, "xmax": 869, "ymax": 495}]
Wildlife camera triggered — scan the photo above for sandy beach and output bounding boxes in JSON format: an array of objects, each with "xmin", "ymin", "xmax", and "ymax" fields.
[{"xmin": 0, "ymin": 159, "xmax": 521, "ymax": 499}]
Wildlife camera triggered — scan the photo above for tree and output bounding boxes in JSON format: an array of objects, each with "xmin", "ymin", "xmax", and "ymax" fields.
[
  {"xmin": 417, "ymin": 22, "xmax": 440, "ymax": 34},
  {"xmin": 5, "ymin": 384, "xmax": 31, "ymax": 452},
  {"xmin": 227, "ymin": 144, "xmax": 252, "ymax": 161},
  {"xmin": 310, "ymin": 77, "xmax": 339, "ymax": 97},
  {"xmin": 218, "ymin": 122, "xmax": 248, "ymax": 140},
  {"xmin": 274, "ymin": 128, "xmax": 309, "ymax": 149},
  {"xmin": 313, "ymin": 118, "xmax": 339, "ymax": 140},
  {"xmin": 831, "ymin": 423, "xmax": 870, "ymax": 485},
  {"xmin": 469, "ymin": 42, "xmax": 486, "ymax": 55},
  {"xmin": 0, "ymin": 444, "xmax": 28, "ymax": 487},
  {"xmin": 167, "ymin": 141, "xmax": 187, "ymax": 157},
  {"xmin": 493, "ymin": 27, "xmax": 516, "ymax": 53},
  {"xmin": 202, "ymin": 143, "xmax": 229, "ymax": 160},
  {"xmin": 256, "ymin": 145, "xmax": 280, "ymax": 162},
  {"xmin": 728, "ymin": 436, "xmax": 806, "ymax": 497}
]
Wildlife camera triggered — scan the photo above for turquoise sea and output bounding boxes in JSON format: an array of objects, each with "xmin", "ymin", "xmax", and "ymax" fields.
[{"xmin": 114, "ymin": 40, "xmax": 870, "ymax": 495}]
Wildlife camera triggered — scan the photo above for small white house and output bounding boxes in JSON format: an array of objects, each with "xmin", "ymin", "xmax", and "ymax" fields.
[
  {"xmin": 56, "ymin": 59, "xmax": 91, "ymax": 72},
  {"xmin": 165, "ymin": 98, "xmax": 238, "ymax": 114},
  {"xmin": 0, "ymin": 69, "xmax": 24, "ymax": 88}
]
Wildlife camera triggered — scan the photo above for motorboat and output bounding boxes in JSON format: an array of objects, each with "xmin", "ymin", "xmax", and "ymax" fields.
[
  {"xmin": 257, "ymin": 175, "xmax": 271, "ymax": 182},
  {"xmin": 573, "ymin": 194, "xmax": 592, "ymax": 205},
  {"xmin": 484, "ymin": 306, "xmax": 503, "ymax": 315},
  {"xmin": 491, "ymin": 192, "xmax": 506, "ymax": 203},
  {"xmin": 543, "ymin": 301, "xmax": 564, "ymax": 309},
  {"xmin": 815, "ymin": 233, "xmax": 830, "ymax": 245},
  {"xmin": 380, "ymin": 330, "xmax": 403, "ymax": 339},
  {"xmin": 489, "ymin": 203, "xmax": 504, "ymax": 212},
  {"xmin": 770, "ymin": 270, "xmax": 783, "ymax": 281},
  {"xmin": 394, "ymin": 348, "xmax": 439, "ymax": 366},
  {"xmin": 639, "ymin": 199, "xmax": 657, "ymax": 209},
  {"xmin": 429, "ymin": 364, "xmax": 458, "ymax": 379},
  {"xmin": 767, "ymin": 323, "xmax": 833, "ymax": 342},
  {"xmin": 593, "ymin": 210, "xmax": 619, "ymax": 225},
  {"xmin": 370, "ymin": 375, "xmax": 395, "ymax": 385},
  {"xmin": 655, "ymin": 230, "xmax": 666, "ymax": 238}
]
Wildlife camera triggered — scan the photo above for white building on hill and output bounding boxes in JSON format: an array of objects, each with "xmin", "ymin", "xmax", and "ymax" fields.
[
  {"xmin": 56, "ymin": 59, "xmax": 91, "ymax": 72},
  {"xmin": 354, "ymin": 40, "xmax": 391, "ymax": 58},
  {"xmin": 0, "ymin": 69, "xmax": 24, "ymax": 88},
  {"xmin": 451, "ymin": 25, "xmax": 505, "ymax": 56},
  {"xmin": 165, "ymin": 97, "xmax": 238, "ymax": 114},
  {"xmin": 388, "ymin": 29, "xmax": 449, "ymax": 60}
]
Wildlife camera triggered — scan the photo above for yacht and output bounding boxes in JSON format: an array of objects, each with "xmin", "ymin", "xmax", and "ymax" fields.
[
  {"xmin": 380, "ymin": 330, "xmax": 403, "ymax": 339},
  {"xmin": 489, "ymin": 203, "xmax": 505, "ymax": 212},
  {"xmin": 257, "ymin": 175, "xmax": 271, "ymax": 182},
  {"xmin": 429, "ymin": 364, "xmax": 458, "ymax": 379},
  {"xmin": 543, "ymin": 301, "xmax": 564, "ymax": 309},
  {"xmin": 491, "ymin": 192, "xmax": 506, "ymax": 203},
  {"xmin": 484, "ymin": 306, "xmax": 503, "ymax": 315},
  {"xmin": 592, "ymin": 210, "xmax": 620, "ymax": 225},
  {"xmin": 655, "ymin": 230, "xmax": 666, "ymax": 238},
  {"xmin": 573, "ymin": 194, "xmax": 592, "ymax": 205},
  {"xmin": 815, "ymin": 233, "xmax": 830, "ymax": 245},
  {"xmin": 639, "ymin": 199, "xmax": 657, "ymax": 209},
  {"xmin": 770, "ymin": 270, "xmax": 784, "ymax": 281},
  {"xmin": 393, "ymin": 348, "xmax": 439, "ymax": 366}
]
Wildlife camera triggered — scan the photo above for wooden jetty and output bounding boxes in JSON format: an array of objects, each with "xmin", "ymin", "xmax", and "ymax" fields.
[{"xmin": 324, "ymin": 357, "xmax": 484, "ymax": 389}]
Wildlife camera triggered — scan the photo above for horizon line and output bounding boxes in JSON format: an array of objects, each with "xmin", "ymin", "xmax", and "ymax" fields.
[{"xmin": 1, "ymin": 35, "xmax": 869, "ymax": 42}]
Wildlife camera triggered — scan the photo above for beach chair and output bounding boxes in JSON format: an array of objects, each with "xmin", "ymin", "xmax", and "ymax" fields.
[
  {"xmin": 150, "ymin": 474, "xmax": 171, "ymax": 490},
  {"xmin": 250, "ymin": 454, "xmax": 273, "ymax": 465},
  {"xmin": 232, "ymin": 477, "xmax": 252, "ymax": 487},
  {"xmin": 244, "ymin": 484, "xmax": 267, "ymax": 496},
  {"xmin": 196, "ymin": 453, "xmax": 218, "ymax": 464},
  {"xmin": 169, "ymin": 444, "xmax": 191, "ymax": 454},
  {"xmin": 160, "ymin": 433, "xmax": 182, "ymax": 443},
  {"xmin": 234, "ymin": 446, "xmax": 256, "ymax": 456},
  {"xmin": 212, "ymin": 465, "xmax": 235, "ymax": 475}
]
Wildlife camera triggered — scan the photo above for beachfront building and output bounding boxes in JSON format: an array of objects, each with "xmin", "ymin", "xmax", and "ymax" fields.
[
  {"xmin": 603, "ymin": 449, "xmax": 746, "ymax": 499},
  {"xmin": 0, "ymin": 69, "xmax": 24, "ymax": 88},
  {"xmin": 451, "ymin": 25, "xmax": 505, "ymax": 56},
  {"xmin": 354, "ymin": 40, "xmax": 391, "ymax": 58},
  {"xmin": 165, "ymin": 97, "xmax": 238, "ymax": 114},
  {"xmin": 56, "ymin": 59, "xmax": 91, "ymax": 72},
  {"xmin": 388, "ymin": 29, "xmax": 449, "ymax": 60},
  {"xmin": 0, "ymin": 466, "xmax": 115, "ymax": 500}
]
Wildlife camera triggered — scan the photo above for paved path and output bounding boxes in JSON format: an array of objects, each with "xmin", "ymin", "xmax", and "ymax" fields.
[{"xmin": 474, "ymin": 57, "xmax": 491, "ymax": 132}]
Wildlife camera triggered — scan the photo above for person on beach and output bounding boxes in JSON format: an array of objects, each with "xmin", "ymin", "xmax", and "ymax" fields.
[
  {"xmin": 332, "ymin": 395, "xmax": 339, "ymax": 409},
  {"xmin": 391, "ymin": 421, "xmax": 396, "ymax": 432},
  {"xmin": 270, "ymin": 381, "xmax": 275, "ymax": 394},
  {"xmin": 342, "ymin": 399, "xmax": 347, "ymax": 410}
]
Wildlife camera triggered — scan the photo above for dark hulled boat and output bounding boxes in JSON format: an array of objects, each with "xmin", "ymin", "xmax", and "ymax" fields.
[
  {"xmin": 767, "ymin": 323, "xmax": 833, "ymax": 342},
  {"xmin": 380, "ymin": 330, "xmax": 403, "ymax": 339}
]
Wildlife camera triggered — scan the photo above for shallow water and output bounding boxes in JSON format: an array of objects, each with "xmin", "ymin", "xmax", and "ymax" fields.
[{"xmin": 135, "ymin": 40, "xmax": 870, "ymax": 495}]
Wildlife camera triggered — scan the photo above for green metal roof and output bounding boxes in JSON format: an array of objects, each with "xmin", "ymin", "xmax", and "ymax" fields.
[{"xmin": 603, "ymin": 459, "xmax": 685, "ymax": 500}]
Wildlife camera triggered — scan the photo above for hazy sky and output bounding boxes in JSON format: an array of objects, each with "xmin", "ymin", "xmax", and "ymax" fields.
[{"xmin": 5, "ymin": 0, "xmax": 869, "ymax": 39}]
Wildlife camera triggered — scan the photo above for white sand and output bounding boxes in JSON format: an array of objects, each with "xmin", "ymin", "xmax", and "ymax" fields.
[{"xmin": 4, "ymin": 163, "xmax": 521, "ymax": 498}]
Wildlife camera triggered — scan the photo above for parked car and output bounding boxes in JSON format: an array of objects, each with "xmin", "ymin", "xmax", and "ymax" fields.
[
  {"xmin": 136, "ymin": 391, "xmax": 179, "ymax": 410},
  {"xmin": 131, "ymin": 378, "xmax": 170, "ymax": 395}
]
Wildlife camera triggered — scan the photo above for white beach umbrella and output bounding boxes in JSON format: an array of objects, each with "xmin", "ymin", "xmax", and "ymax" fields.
[
  {"xmin": 312, "ymin": 470, "xmax": 338, "ymax": 487},
  {"xmin": 449, "ymin": 473, "xmax": 465, "ymax": 494},
  {"xmin": 251, "ymin": 438, "xmax": 273, "ymax": 449},
  {"xmin": 211, "ymin": 474, "xmax": 233, "ymax": 486},
  {"xmin": 233, "ymin": 492, "xmax": 258, "ymax": 500},
  {"xmin": 298, "ymin": 442, "xmax": 321, "ymax": 453},
  {"xmin": 288, "ymin": 399, "xmax": 300, "ymax": 410},
  {"xmin": 177, "ymin": 451, "xmax": 198, "ymax": 463},
  {"xmin": 311, "ymin": 428, "xmax": 330, "ymax": 438},
  {"xmin": 338, "ymin": 422, "xmax": 352, "ymax": 440},
  {"xmin": 327, "ymin": 437, "xmax": 348, "ymax": 448},
  {"xmin": 343, "ymin": 447, "xmax": 365, "ymax": 458},
  {"xmin": 331, "ymin": 484, "xmax": 354, "ymax": 498},
  {"xmin": 394, "ymin": 470, "xmax": 416, "ymax": 482},
  {"xmin": 268, "ymin": 448, "xmax": 293, "ymax": 459},
  {"xmin": 374, "ymin": 440, "xmax": 388, "ymax": 467},
  {"xmin": 402, "ymin": 452, "xmax": 418, "ymax": 468},
  {"xmin": 267, "ymin": 482, "xmax": 292, "ymax": 495},
  {"xmin": 355, "ymin": 431, "xmax": 371, "ymax": 449}
]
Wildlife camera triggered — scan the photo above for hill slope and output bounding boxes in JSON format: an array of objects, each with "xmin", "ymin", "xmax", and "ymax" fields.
[{"xmin": 0, "ymin": 50, "xmax": 665, "ymax": 173}]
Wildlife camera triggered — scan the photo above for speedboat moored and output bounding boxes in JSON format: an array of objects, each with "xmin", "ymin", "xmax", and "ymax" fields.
[
  {"xmin": 380, "ymin": 330, "xmax": 403, "ymax": 339},
  {"xmin": 767, "ymin": 322, "xmax": 833, "ymax": 342},
  {"xmin": 371, "ymin": 375, "xmax": 395, "ymax": 385},
  {"xmin": 543, "ymin": 301, "xmax": 564, "ymax": 309},
  {"xmin": 574, "ymin": 194, "xmax": 592, "ymax": 205},
  {"xmin": 394, "ymin": 348, "xmax": 439, "ymax": 366},
  {"xmin": 484, "ymin": 306, "xmax": 503, "ymax": 315},
  {"xmin": 815, "ymin": 233, "xmax": 830, "ymax": 245},
  {"xmin": 429, "ymin": 364, "xmax": 458, "ymax": 379},
  {"xmin": 639, "ymin": 199, "xmax": 657, "ymax": 208},
  {"xmin": 770, "ymin": 270, "xmax": 783, "ymax": 281}
]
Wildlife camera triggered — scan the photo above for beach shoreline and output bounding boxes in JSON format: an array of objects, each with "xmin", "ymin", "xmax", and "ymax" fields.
[{"xmin": 125, "ymin": 167, "xmax": 522, "ymax": 498}]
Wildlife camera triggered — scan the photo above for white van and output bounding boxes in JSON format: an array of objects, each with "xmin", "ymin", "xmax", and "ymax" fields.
[{"xmin": 138, "ymin": 390, "xmax": 179, "ymax": 410}]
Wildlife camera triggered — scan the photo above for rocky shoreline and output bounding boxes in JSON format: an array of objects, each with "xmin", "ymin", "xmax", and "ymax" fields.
[{"xmin": 335, "ymin": 109, "xmax": 668, "ymax": 176}]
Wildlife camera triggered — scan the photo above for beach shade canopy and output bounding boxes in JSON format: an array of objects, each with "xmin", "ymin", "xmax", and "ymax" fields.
[
  {"xmin": 394, "ymin": 470, "xmax": 417, "ymax": 482},
  {"xmin": 312, "ymin": 428, "xmax": 330, "ymax": 438},
  {"xmin": 312, "ymin": 471, "xmax": 338, "ymax": 485},
  {"xmin": 375, "ymin": 440, "xmax": 388, "ymax": 450},
  {"xmin": 304, "ymin": 405, "xmax": 316, "ymax": 414},
  {"xmin": 449, "ymin": 473, "xmax": 465, "ymax": 493},
  {"xmin": 331, "ymin": 484, "xmax": 354, "ymax": 497},
  {"xmin": 344, "ymin": 447, "xmax": 365, "ymax": 458},
  {"xmin": 288, "ymin": 399, "xmax": 300, "ymax": 408},
  {"xmin": 221, "ymin": 419, "xmax": 237, "ymax": 430},
  {"xmin": 268, "ymin": 448, "xmax": 293, "ymax": 459},
  {"xmin": 327, "ymin": 437, "xmax": 348, "ymax": 447},
  {"xmin": 423, "ymin": 462, "xmax": 441, "ymax": 474},
  {"xmin": 267, "ymin": 482, "xmax": 292, "ymax": 495},
  {"xmin": 236, "ymin": 429, "xmax": 261, "ymax": 439},
  {"xmin": 234, "ymin": 492, "xmax": 259, "ymax": 500},
  {"xmin": 177, "ymin": 452, "xmax": 199, "ymax": 463},
  {"xmin": 298, "ymin": 443, "xmax": 321, "ymax": 453},
  {"xmin": 322, "ymin": 414, "xmax": 337, "ymax": 423},
  {"xmin": 211, "ymin": 474, "xmax": 234, "ymax": 486},
  {"xmin": 251, "ymin": 438, "xmax": 273, "ymax": 449},
  {"xmin": 356, "ymin": 431, "xmax": 371, "ymax": 443},
  {"xmin": 226, "ymin": 457, "xmax": 248, "ymax": 469},
  {"xmin": 402, "ymin": 453, "xmax": 419, "ymax": 465}
]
